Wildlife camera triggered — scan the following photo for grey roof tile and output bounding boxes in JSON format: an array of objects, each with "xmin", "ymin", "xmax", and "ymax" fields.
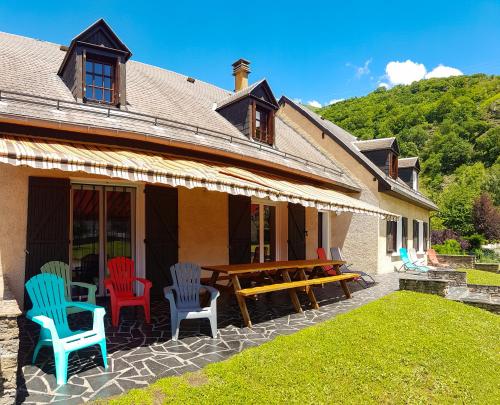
[{"xmin": 353, "ymin": 137, "xmax": 397, "ymax": 151}]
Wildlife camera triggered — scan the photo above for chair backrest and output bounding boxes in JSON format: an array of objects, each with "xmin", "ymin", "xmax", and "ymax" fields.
[
  {"xmin": 399, "ymin": 248, "xmax": 411, "ymax": 264},
  {"xmin": 25, "ymin": 273, "xmax": 70, "ymax": 333},
  {"xmin": 408, "ymin": 248, "xmax": 419, "ymax": 263},
  {"xmin": 330, "ymin": 247, "xmax": 349, "ymax": 273},
  {"xmin": 170, "ymin": 263, "xmax": 201, "ymax": 308},
  {"xmin": 427, "ymin": 248, "xmax": 439, "ymax": 265},
  {"xmin": 107, "ymin": 257, "xmax": 135, "ymax": 296},
  {"xmin": 41, "ymin": 261, "xmax": 72, "ymax": 300},
  {"xmin": 316, "ymin": 247, "xmax": 335, "ymax": 274}
]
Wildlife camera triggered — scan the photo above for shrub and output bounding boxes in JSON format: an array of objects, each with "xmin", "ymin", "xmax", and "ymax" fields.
[
  {"xmin": 432, "ymin": 239, "xmax": 463, "ymax": 255},
  {"xmin": 472, "ymin": 193, "xmax": 500, "ymax": 241},
  {"xmin": 465, "ymin": 233, "xmax": 486, "ymax": 251}
]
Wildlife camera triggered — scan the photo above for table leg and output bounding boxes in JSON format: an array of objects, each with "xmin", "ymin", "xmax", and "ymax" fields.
[
  {"xmin": 231, "ymin": 275, "xmax": 252, "ymax": 328},
  {"xmin": 298, "ymin": 269, "xmax": 319, "ymax": 310},
  {"xmin": 208, "ymin": 271, "xmax": 219, "ymax": 287},
  {"xmin": 340, "ymin": 279, "xmax": 352, "ymax": 299},
  {"xmin": 281, "ymin": 270, "xmax": 303, "ymax": 313}
]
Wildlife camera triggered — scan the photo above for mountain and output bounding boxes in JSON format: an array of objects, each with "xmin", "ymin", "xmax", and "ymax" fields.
[{"xmin": 316, "ymin": 74, "xmax": 500, "ymax": 239}]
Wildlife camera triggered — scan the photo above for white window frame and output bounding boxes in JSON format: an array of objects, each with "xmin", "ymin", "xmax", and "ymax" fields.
[
  {"xmin": 412, "ymin": 170, "xmax": 419, "ymax": 191},
  {"xmin": 251, "ymin": 198, "xmax": 282, "ymax": 262},
  {"xmin": 418, "ymin": 221, "xmax": 424, "ymax": 253},
  {"xmin": 392, "ymin": 217, "xmax": 403, "ymax": 256},
  {"xmin": 318, "ymin": 210, "xmax": 331, "ymax": 255}
]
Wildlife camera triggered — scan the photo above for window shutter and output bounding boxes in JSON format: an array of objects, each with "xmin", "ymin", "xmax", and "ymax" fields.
[
  {"xmin": 145, "ymin": 185, "xmax": 178, "ymax": 296},
  {"xmin": 25, "ymin": 177, "xmax": 70, "ymax": 309},
  {"xmin": 267, "ymin": 109, "xmax": 275, "ymax": 145},
  {"xmin": 228, "ymin": 195, "xmax": 251, "ymax": 264},
  {"xmin": 288, "ymin": 203, "xmax": 306, "ymax": 260},
  {"xmin": 251, "ymin": 100, "xmax": 256, "ymax": 139}
]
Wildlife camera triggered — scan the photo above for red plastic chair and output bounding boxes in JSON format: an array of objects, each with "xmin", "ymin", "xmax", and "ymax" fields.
[
  {"xmin": 316, "ymin": 247, "xmax": 339, "ymax": 276},
  {"xmin": 104, "ymin": 257, "xmax": 152, "ymax": 327}
]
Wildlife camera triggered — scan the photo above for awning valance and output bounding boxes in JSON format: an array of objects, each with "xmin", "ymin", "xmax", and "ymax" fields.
[{"xmin": 0, "ymin": 136, "xmax": 398, "ymax": 220}]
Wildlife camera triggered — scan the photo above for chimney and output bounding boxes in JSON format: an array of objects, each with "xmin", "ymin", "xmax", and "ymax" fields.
[{"xmin": 232, "ymin": 58, "xmax": 251, "ymax": 92}]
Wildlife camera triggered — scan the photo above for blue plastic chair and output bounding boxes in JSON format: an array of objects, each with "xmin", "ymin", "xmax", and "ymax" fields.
[
  {"xmin": 26, "ymin": 273, "xmax": 107, "ymax": 385},
  {"xmin": 164, "ymin": 263, "xmax": 220, "ymax": 341},
  {"xmin": 399, "ymin": 248, "xmax": 430, "ymax": 272}
]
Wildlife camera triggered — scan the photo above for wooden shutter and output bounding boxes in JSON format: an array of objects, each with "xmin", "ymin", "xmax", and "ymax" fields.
[
  {"xmin": 413, "ymin": 219, "xmax": 419, "ymax": 250},
  {"xmin": 228, "ymin": 195, "xmax": 251, "ymax": 264},
  {"xmin": 402, "ymin": 217, "xmax": 408, "ymax": 248},
  {"xmin": 267, "ymin": 109, "xmax": 275, "ymax": 145},
  {"xmin": 288, "ymin": 203, "xmax": 306, "ymax": 260},
  {"xmin": 25, "ymin": 177, "xmax": 70, "ymax": 309},
  {"xmin": 251, "ymin": 100, "xmax": 256, "ymax": 139},
  {"xmin": 145, "ymin": 185, "xmax": 178, "ymax": 296}
]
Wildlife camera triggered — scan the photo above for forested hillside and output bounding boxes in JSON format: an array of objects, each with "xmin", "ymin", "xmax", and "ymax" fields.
[{"xmin": 317, "ymin": 74, "xmax": 500, "ymax": 246}]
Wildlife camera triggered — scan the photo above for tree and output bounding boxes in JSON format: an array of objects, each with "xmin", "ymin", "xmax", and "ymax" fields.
[{"xmin": 472, "ymin": 193, "xmax": 500, "ymax": 240}]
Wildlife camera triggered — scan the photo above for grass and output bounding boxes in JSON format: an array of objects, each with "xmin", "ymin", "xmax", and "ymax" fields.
[
  {"xmin": 97, "ymin": 291, "xmax": 500, "ymax": 405},
  {"xmin": 459, "ymin": 268, "xmax": 500, "ymax": 286}
]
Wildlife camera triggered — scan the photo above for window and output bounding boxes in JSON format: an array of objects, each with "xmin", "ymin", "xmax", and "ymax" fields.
[
  {"xmin": 388, "ymin": 153, "xmax": 398, "ymax": 179},
  {"xmin": 85, "ymin": 58, "xmax": 115, "ymax": 104},
  {"xmin": 252, "ymin": 102, "xmax": 274, "ymax": 145},
  {"xmin": 317, "ymin": 211, "xmax": 330, "ymax": 250},
  {"xmin": 402, "ymin": 217, "xmax": 408, "ymax": 248},
  {"xmin": 423, "ymin": 222, "xmax": 429, "ymax": 251},
  {"xmin": 386, "ymin": 220, "xmax": 398, "ymax": 253},
  {"xmin": 251, "ymin": 203, "xmax": 276, "ymax": 262},
  {"xmin": 413, "ymin": 219, "xmax": 420, "ymax": 251}
]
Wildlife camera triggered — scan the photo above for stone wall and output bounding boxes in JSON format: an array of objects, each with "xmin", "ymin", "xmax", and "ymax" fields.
[
  {"xmin": 399, "ymin": 276, "xmax": 449, "ymax": 297},
  {"xmin": 428, "ymin": 269, "xmax": 467, "ymax": 287},
  {"xmin": 467, "ymin": 284, "xmax": 500, "ymax": 298},
  {"xmin": 436, "ymin": 254, "xmax": 475, "ymax": 269},
  {"xmin": 474, "ymin": 263, "xmax": 499, "ymax": 273},
  {"xmin": 0, "ymin": 283, "xmax": 21, "ymax": 404}
]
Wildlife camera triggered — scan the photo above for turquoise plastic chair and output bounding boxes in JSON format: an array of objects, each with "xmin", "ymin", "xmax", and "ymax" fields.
[
  {"xmin": 399, "ymin": 248, "xmax": 430, "ymax": 272},
  {"xmin": 26, "ymin": 273, "xmax": 107, "ymax": 385},
  {"xmin": 41, "ymin": 261, "xmax": 97, "ymax": 314}
]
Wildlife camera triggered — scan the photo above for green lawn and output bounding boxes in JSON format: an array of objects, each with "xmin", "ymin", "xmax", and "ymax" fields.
[
  {"xmin": 98, "ymin": 291, "xmax": 500, "ymax": 405},
  {"xmin": 459, "ymin": 268, "xmax": 500, "ymax": 286}
]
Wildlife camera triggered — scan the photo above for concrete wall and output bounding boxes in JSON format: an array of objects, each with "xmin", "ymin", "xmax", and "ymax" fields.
[
  {"xmin": 378, "ymin": 193, "xmax": 430, "ymax": 273},
  {"xmin": 178, "ymin": 188, "xmax": 228, "ymax": 267}
]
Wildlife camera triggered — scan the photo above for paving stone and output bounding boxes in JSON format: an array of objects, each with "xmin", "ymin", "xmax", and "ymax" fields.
[{"xmin": 16, "ymin": 273, "xmax": 398, "ymax": 403}]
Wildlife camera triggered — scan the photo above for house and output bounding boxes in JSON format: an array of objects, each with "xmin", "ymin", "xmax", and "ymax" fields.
[
  {"xmin": 0, "ymin": 18, "xmax": 428, "ymax": 314},
  {"xmin": 278, "ymin": 97, "xmax": 437, "ymax": 273}
]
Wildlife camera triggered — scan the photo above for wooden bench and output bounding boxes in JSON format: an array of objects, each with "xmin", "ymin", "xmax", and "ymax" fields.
[{"xmin": 236, "ymin": 273, "xmax": 358, "ymax": 297}]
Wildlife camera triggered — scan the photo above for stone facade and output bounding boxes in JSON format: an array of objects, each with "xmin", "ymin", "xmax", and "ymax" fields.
[
  {"xmin": 428, "ymin": 269, "xmax": 467, "ymax": 287},
  {"xmin": 0, "ymin": 283, "xmax": 22, "ymax": 405},
  {"xmin": 467, "ymin": 284, "xmax": 500, "ymax": 298},
  {"xmin": 436, "ymin": 254, "xmax": 475, "ymax": 269}
]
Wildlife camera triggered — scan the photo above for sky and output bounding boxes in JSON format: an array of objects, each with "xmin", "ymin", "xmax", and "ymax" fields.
[{"xmin": 1, "ymin": 1, "xmax": 499, "ymax": 107}]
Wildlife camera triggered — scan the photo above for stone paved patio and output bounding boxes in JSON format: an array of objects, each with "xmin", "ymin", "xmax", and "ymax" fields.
[{"xmin": 16, "ymin": 273, "xmax": 399, "ymax": 404}]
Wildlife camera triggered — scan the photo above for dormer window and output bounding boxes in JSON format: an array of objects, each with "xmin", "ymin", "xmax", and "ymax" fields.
[
  {"xmin": 389, "ymin": 152, "xmax": 398, "ymax": 179},
  {"xmin": 254, "ymin": 107, "xmax": 274, "ymax": 145},
  {"xmin": 84, "ymin": 58, "xmax": 115, "ymax": 104}
]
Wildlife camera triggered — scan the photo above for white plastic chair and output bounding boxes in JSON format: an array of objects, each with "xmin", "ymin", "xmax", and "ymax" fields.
[{"xmin": 164, "ymin": 263, "xmax": 220, "ymax": 341}]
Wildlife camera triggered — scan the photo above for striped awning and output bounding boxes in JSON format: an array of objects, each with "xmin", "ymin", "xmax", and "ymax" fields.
[{"xmin": 0, "ymin": 136, "xmax": 398, "ymax": 220}]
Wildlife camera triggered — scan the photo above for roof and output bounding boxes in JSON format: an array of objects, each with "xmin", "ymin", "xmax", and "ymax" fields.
[
  {"xmin": 353, "ymin": 137, "xmax": 398, "ymax": 152},
  {"xmin": 280, "ymin": 96, "xmax": 438, "ymax": 211},
  {"xmin": 216, "ymin": 79, "xmax": 279, "ymax": 110},
  {"xmin": 0, "ymin": 31, "xmax": 358, "ymax": 191},
  {"xmin": 398, "ymin": 157, "xmax": 420, "ymax": 171}
]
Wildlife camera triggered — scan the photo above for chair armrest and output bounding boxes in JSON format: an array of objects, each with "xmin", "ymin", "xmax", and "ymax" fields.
[
  {"xmin": 28, "ymin": 314, "xmax": 59, "ymax": 339},
  {"xmin": 201, "ymin": 285, "xmax": 220, "ymax": 300},
  {"xmin": 134, "ymin": 277, "xmax": 152, "ymax": 289},
  {"xmin": 70, "ymin": 281, "xmax": 97, "ymax": 293},
  {"xmin": 104, "ymin": 278, "xmax": 115, "ymax": 295},
  {"xmin": 66, "ymin": 301, "xmax": 104, "ymax": 313},
  {"xmin": 163, "ymin": 286, "xmax": 177, "ymax": 310}
]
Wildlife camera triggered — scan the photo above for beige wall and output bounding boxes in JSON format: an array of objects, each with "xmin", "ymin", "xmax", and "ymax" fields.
[{"xmin": 178, "ymin": 188, "xmax": 228, "ymax": 267}]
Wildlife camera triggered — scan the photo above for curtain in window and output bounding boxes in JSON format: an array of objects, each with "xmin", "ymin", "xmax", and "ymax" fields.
[
  {"xmin": 423, "ymin": 222, "xmax": 429, "ymax": 251},
  {"xmin": 413, "ymin": 219, "xmax": 419, "ymax": 251},
  {"xmin": 402, "ymin": 217, "xmax": 408, "ymax": 248},
  {"xmin": 386, "ymin": 220, "xmax": 397, "ymax": 253}
]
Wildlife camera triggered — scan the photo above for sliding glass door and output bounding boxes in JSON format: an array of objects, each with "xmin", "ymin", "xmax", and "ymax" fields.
[
  {"xmin": 250, "ymin": 202, "xmax": 276, "ymax": 263},
  {"xmin": 71, "ymin": 184, "xmax": 135, "ymax": 297}
]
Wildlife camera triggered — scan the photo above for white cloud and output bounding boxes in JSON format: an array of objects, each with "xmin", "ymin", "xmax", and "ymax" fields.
[
  {"xmin": 347, "ymin": 59, "xmax": 372, "ymax": 79},
  {"xmin": 383, "ymin": 60, "xmax": 463, "ymax": 88},
  {"xmin": 307, "ymin": 100, "xmax": 322, "ymax": 108},
  {"xmin": 328, "ymin": 98, "xmax": 345, "ymax": 105},
  {"xmin": 292, "ymin": 98, "xmax": 302, "ymax": 104},
  {"xmin": 425, "ymin": 64, "xmax": 463, "ymax": 79},
  {"xmin": 386, "ymin": 60, "xmax": 427, "ymax": 85},
  {"xmin": 378, "ymin": 82, "xmax": 390, "ymax": 89}
]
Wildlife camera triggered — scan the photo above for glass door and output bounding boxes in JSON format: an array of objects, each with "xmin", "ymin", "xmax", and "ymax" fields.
[
  {"xmin": 250, "ymin": 202, "xmax": 276, "ymax": 263},
  {"xmin": 71, "ymin": 184, "xmax": 135, "ymax": 297}
]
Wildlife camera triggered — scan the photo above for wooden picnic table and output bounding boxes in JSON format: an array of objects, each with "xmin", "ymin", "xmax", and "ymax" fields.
[{"xmin": 202, "ymin": 259, "xmax": 350, "ymax": 328}]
